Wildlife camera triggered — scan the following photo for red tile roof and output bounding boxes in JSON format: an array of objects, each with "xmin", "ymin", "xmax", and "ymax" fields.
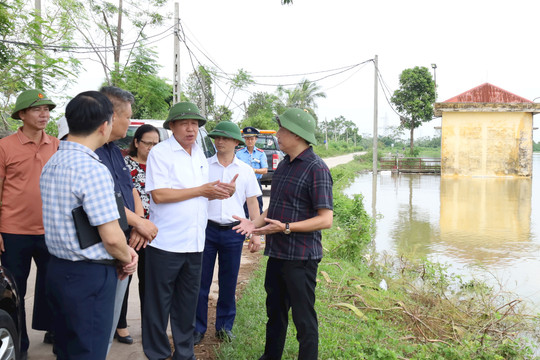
[{"xmin": 444, "ymin": 83, "xmax": 532, "ymax": 103}]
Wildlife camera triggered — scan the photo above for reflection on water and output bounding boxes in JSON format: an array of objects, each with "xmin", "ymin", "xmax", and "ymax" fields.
[
  {"xmin": 344, "ymin": 154, "xmax": 540, "ymax": 310},
  {"xmin": 440, "ymin": 177, "xmax": 532, "ymax": 265}
]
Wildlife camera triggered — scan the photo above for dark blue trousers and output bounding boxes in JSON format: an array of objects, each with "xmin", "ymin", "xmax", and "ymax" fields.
[
  {"xmin": 0, "ymin": 233, "xmax": 52, "ymax": 352},
  {"xmin": 46, "ymin": 256, "xmax": 117, "ymax": 360},
  {"xmin": 142, "ymin": 246, "xmax": 202, "ymax": 360},
  {"xmin": 261, "ymin": 257, "xmax": 320, "ymax": 360},
  {"xmin": 196, "ymin": 224, "xmax": 244, "ymax": 334}
]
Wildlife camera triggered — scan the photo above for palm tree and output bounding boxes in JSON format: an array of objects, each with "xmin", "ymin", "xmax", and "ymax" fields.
[{"xmin": 278, "ymin": 79, "xmax": 326, "ymax": 120}]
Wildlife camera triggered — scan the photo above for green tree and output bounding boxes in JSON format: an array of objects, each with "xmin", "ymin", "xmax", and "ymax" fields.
[
  {"xmin": 278, "ymin": 79, "xmax": 326, "ymax": 121},
  {"xmin": 60, "ymin": 0, "xmax": 166, "ymax": 85},
  {"xmin": 183, "ymin": 65, "xmax": 215, "ymax": 118},
  {"xmin": 391, "ymin": 66, "xmax": 436, "ymax": 154},
  {"xmin": 0, "ymin": 0, "xmax": 80, "ymax": 130},
  {"xmin": 206, "ymin": 105, "xmax": 233, "ymax": 131},
  {"xmin": 113, "ymin": 45, "xmax": 172, "ymax": 119},
  {"xmin": 224, "ymin": 68, "xmax": 253, "ymax": 109},
  {"xmin": 239, "ymin": 91, "xmax": 282, "ymax": 130},
  {"xmin": 245, "ymin": 92, "xmax": 283, "ymax": 118}
]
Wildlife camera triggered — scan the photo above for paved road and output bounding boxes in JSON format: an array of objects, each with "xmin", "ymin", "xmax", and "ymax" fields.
[{"xmin": 24, "ymin": 151, "xmax": 363, "ymax": 359}]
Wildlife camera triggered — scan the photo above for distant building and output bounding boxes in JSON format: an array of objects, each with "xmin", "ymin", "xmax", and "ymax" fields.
[{"xmin": 434, "ymin": 83, "xmax": 540, "ymax": 177}]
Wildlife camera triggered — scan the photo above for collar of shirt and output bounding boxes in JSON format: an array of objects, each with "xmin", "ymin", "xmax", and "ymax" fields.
[
  {"xmin": 283, "ymin": 146, "xmax": 314, "ymax": 164},
  {"xmin": 16, "ymin": 127, "xmax": 52, "ymax": 146},
  {"xmin": 208, "ymin": 153, "xmax": 244, "ymax": 168},
  {"xmin": 58, "ymin": 140, "xmax": 102, "ymax": 162},
  {"xmin": 167, "ymin": 135, "xmax": 203, "ymax": 155}
]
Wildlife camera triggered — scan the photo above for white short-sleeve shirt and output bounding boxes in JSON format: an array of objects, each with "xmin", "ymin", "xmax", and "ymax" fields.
[
  {"xmin": 207, "ymin": 155, "xmax": 262, "ymax": 224},
  {"xmin": 146, "ymin": 136, "xmax": 209, "ymax": 253}
]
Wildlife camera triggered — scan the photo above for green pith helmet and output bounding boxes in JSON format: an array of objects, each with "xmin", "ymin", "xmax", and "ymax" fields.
[
  {"xmin": 164, "ymin": 102, "xmax": 206, "ymax": 129},
  {"xmin": 11, "ymin": 89, "xmax": 56, "ymax": 120},
  {"xmin": 208, "ymin": 121, "xmax": 245, "ymax": 145},
  {"xmin": 276, "ymin": 108, "xmax": 317, "ymax": 145}
]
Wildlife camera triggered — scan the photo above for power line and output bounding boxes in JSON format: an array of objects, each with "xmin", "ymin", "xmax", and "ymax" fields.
[
  {"xmin": 0, "ymin": 25, "xmax": 175, "ymax": 54},
  {"xmin": 376, "ymin": 68, "xmax": 403, "ymax": 119}
]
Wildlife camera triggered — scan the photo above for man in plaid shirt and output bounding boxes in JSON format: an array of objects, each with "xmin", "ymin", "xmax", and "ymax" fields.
[{"xmin": 234, "ymin": 108, "xmax": 333, "ymax": 360}]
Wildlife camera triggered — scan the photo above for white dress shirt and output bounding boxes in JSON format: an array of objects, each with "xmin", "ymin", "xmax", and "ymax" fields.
[
  {"xmin": 207, "ymin": 154, "xmax": 262, "ymax": 224},
  {"xmin": 146, "ymin": 136, "xmax": 209, "ymax": 253}
]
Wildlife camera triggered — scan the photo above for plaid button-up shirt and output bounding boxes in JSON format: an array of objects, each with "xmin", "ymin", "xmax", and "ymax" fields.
[
  {"xmin": 265, "ymin": 147, "xmax": 333, "ymax": 260},
  {"xmin": 40, "ymin": 141, "xmax": 120, "ymax": 261}
]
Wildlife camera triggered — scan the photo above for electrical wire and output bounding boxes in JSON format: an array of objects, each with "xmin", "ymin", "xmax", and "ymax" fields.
[{"xmin": 0, "ymin": 24, "xmax": 175, "ymax": 54}]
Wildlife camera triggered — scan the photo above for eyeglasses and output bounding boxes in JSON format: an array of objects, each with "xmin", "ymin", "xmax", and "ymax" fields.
[{"xmin": 139, "ymin": 140, "xmax": 159, "ymax": 147}]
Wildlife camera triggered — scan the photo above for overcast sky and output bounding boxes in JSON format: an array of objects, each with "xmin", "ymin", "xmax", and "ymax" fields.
[{"xmin": 71, "ymin": 0, "xmax": 540, "ymax": 140}]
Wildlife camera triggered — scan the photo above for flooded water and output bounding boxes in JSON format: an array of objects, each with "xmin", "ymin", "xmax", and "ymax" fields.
[{"xmin": 344, "ymin": 153, "xmax": 540, "ymax": 311}]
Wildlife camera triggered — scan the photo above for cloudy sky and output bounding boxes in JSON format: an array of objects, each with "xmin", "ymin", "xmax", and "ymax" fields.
[{"xmin": 72, "ymin": 0, "xmax": 540, "ymax": 140}]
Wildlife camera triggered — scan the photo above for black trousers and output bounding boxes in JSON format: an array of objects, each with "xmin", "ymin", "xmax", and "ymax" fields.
[
  {"xmin": 0, "ymin": 233, "xmax": 52, "ymax": 352},
  {"xmin": 142, "ymin": 246, "xmax": 202, "ymax": 360},
  {"xmin": 261, "ymin": 257, "xmax": 320, "ymax": 360}
]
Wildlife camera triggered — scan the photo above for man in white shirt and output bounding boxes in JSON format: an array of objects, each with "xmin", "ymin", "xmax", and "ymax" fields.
[
  {"xmin": 142, "ymin": 102, "xmax": 235, "ymax": 360},
  {"xmin": 194, "ymin": 121, "xmax": 262, "ymax": 345}
]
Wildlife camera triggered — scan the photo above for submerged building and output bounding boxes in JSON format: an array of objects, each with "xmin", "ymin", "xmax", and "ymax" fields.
[{"xmin": 434, "ymin": 83, "xmax": 540, "ymax": 177}]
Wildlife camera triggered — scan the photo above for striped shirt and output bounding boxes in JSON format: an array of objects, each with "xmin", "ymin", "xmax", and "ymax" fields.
[
  {"xmin": 265, "ymin": 146, "xmax": 333, "ymax": 260},
  {"xmin": 40, "ymin": 141, "xmax": 120, "ymax": 261}
]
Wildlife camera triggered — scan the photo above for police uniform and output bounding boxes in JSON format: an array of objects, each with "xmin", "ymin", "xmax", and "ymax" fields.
[
  {"xmin": 236, "ymin": 127, "xmax": 268, "ymax": 214},
  {"xmin": 236, "ymin": 146, "xmax": 267, "ymax": 180}
]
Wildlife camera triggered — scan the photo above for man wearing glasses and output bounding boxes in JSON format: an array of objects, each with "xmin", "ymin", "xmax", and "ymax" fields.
[{"xmin": 0, "ymin": 89, "xmax": 58, "ymax": 358}]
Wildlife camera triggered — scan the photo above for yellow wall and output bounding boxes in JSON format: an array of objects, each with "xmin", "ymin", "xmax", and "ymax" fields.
[{"xmin": 441, "ymin": 112, "xmax": 533, "ymax": 177}]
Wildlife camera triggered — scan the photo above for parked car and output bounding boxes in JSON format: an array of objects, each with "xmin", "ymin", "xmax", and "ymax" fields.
[
  {"xmin": 114, "ymin": 119, "xmax": 216, "ymax": 158},
  {"xmin": 237, "ymin": 130, "xmax": 284, "ymax": 186},
  {"xmin": 0, "ymin": 266, "xmax": 21, "ymax": 360}
]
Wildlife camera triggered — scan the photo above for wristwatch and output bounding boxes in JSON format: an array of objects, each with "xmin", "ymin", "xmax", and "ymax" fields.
[{"xmin": 283, "ymin": 223, "xmax": 291, "ymax": 235}]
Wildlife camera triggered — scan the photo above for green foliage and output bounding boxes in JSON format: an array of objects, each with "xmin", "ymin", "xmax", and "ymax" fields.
[
  {"xmin": 215, "ymin": 155, "xmax": 535, "ymax": 360},
  {"xmin": 239, "ymin": 110, "xmax": 278, "ymax": 131},
  {"xmin": 415, "ymin": 135, "xmax": 441, "ymax": 148},
  {"xmin": 312, "ymin": 141, "xmax": 364, "ymax": 158},
  {"xmin": 112, "ymin": 46, "xmax": 172, "ymax": 120},
  {"xmin": 183, "ymin": 65, "xmax": 215, "ymax": 117},
  {"xmin": 278, "ymin": 78, "xmax": 326, "ymax": 120},
  {"xmin": 318, "ymin": 115, "xmax": 360, "ymax": 144},
  {"xmin": 61, "ymin": 0, "xmax": 167, "ymax": 85},
  {"xmin": 391, "ymin": 66, "xmax": 436, "ymax": 129},
  {"xmin": 391, "ymin": 66, "xmax": 436, "ymax": 154},
  {"xmin": 0, "ymin": 0, "xmax": 81, "ymax": 129},
  {"xmin": 224, "ymin": 68, "xmax": 254, "ymax": 109}
]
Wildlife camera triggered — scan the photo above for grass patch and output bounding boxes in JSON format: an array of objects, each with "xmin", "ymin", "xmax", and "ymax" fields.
[
  {"xmin": 216, "ymin": 159, "xmax": 537, "ymax": 359},
  {"xmin": 313, "ymin": 142, "xmax": 365, "ymax": 158}
]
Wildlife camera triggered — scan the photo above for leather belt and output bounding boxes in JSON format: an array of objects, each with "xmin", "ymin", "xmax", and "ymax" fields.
[
  {"xmin": 207, "ymin": 220, "xmax": 241, "ymax": 230},
  {"xmin": 85, "ymin": 259, "xmax": 116, "ymax": 266}
]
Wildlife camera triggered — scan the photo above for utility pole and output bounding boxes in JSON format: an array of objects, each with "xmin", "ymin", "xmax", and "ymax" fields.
[
  {"xmin": 372, "ymin": 55, "xmax": 378, "ymax": 174},
  {"xmin": 325, "ymin": 117, "xmax": 328, "ymax": 150},
  {"xmin": 34, "ymin": 0, "xmax": 43, "ymax": 89},
  {"xmin": 173, "ymin": 2, "xmax": 181, "ymax": 105}
]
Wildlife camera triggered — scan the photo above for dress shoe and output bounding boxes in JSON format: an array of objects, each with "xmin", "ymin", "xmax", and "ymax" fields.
[
  {"xmin": 114, "ymin": 331, "xmax": 134, "ymax": 344},
  {"xmin": 215, "ymin": 329, "xmax": 236, "ymax": 342},
  {"xmin": 193, "ymin": 331, "xmax": 204, "ymax": 345},
  {"xmin": 43, "ymin": 330, "xmax": 55, "ymax": 344}
]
